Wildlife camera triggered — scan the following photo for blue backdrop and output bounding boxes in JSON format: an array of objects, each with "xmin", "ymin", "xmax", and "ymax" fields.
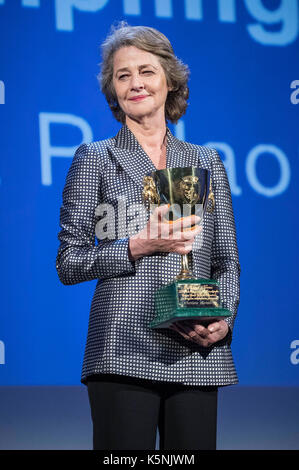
[{"xmin": 1, "ymin": 0, "xmax": 298, "ymax": 386}]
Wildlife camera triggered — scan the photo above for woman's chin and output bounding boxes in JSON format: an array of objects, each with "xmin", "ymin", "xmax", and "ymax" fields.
[{"xmin": 125, "ymin": 109, "xmax": 162, "ymax": 123}]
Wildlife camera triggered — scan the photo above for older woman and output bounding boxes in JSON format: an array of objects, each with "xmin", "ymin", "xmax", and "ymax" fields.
[{"xmin": 56, "ymin": 23, "xmax": 240, "ymax": 450}]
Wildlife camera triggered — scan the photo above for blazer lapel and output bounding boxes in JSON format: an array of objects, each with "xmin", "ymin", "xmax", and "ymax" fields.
[
  {"xmin": 109, "ymin": 124, "xmax": 156, "ymax": 189},
  {"xmin": 109, "ymin": 124, "xmax": 203, "ymax": 189},
  {"xmin": 166, "ymin": 129, "xmax": 199, "ymax": 169}
]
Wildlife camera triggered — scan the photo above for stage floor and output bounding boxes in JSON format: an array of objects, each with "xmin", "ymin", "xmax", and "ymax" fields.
[{"xmin": 0, "ymin": 385, "xmax": 298, "ymax": 450}]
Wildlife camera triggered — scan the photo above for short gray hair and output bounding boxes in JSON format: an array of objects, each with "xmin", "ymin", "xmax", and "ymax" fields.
[{"xmin": 98, "ymin": 22, "xmax": 190, "ymax": 124}]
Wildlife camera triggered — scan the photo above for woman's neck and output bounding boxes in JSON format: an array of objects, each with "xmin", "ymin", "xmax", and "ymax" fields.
[{"xmin": 125, "ymin": 115, "xmax": 167, "ymax": 153}]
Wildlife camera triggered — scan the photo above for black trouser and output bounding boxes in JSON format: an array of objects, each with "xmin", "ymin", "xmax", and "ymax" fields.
[{"xmin": 87, "ymin": 373, "xmax": 218, "ymax": 450}]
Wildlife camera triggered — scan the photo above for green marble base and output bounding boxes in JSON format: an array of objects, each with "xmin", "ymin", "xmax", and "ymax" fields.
[{"xmin": 149, "ymin": 278, "xmax": 232, "ymax": 329}]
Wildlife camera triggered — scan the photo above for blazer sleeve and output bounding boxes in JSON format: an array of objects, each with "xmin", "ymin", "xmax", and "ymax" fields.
[
  {"xmin": 56, "ymin": 143, "xmax": 136, "ymax": 285},
  {"xmin": 210, "ymin": 149, "xmax": 241, "ymax": 344}
]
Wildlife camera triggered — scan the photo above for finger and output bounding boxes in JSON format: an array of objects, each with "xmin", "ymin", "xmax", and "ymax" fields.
[
  {"xmin": 161, "ymin": 220, "xmax": 202, "ymax": 241},
  {"xmin": 171, "ymin": 215, "xmax": 201, "ymax": 232},
  {"xmin": 171, "ymin": 323, "xmax": 192, "ymax": 341},
  {"xmin": 174, "ymin": 244, "xmax": 193, "ymax": 255},
  {"xmin": 172, "ymin": 323, "xmax": 212, "ymax": 347},
  {"xmin": 200, "ymin": 339, "xmax": 213, "ymax": 347},
  {"xmin": 176, "ymin": 321, "xmax": 200, "ymax": 339},
  {"xmin": 191, "ymin": 336, "xmax": 211, "ymax": 347},
  {"xmin": 207, "ymin": 321, "xmax": 221, "ymax": 333},
  {"xmin": 147, "ymin": 205, "xmax": 171, "ymax": 239},
  {"xmin": 206, "ymin": 327, "xmax": 228, "ymax": 343},
  {"xmin": 204, "ymin": 332, "xmax": 222, "ymax": 344},
  {"xmin": 173, "ymin": 321, "xmax": 196, "ymax": 338},
  {"xmin": 207, "ymin": 320, "xmax": 228, "ymax": 335},
  {"xmin": 170, "ymin": 229, "xmax": 201, "ymax": 248},
  {"xmin": 188, "ymin": 334, "xmax": 212, "ymax": 347},
  {"xmin": 183, "ymin": 224, "xmax": 203, "ymax": 234},
  {"xmin": 173, "ymin": 225, "xmax": 202, "ymax": 240},
  {"xmin": 152, "ymin": 204, "xmax": 170, "ymax": 222},
  {"xmin": 190, "ymin": 323, "xmax": 210, "ymax": 337}
]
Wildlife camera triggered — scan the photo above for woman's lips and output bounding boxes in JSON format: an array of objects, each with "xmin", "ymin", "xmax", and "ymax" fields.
[{"xmin": 129, "ymin": 95, "xmax": 149, "ymax": 101}]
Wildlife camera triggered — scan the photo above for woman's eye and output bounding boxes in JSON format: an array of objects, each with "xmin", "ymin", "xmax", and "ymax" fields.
[{"xmin": 118, "ymin": 70, "xmax": 153, "ymax": 80}]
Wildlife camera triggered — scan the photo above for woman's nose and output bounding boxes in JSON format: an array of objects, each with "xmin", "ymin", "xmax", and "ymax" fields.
[{"xmin": 130, "ymin": 73, "xmax": 144, "ymax": 90}]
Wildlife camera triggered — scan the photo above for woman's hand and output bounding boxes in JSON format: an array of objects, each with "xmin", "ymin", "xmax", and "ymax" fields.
[
  {"xmin": 169, "ymin": 320, "xmax": 229, "ymax": 347},
  {"xmin": 128, "ymin": 204, "xmax": 202, "ymax": 260}
]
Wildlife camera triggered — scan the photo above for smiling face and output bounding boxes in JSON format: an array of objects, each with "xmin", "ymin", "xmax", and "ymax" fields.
[{"xmin": 112, "ymin": 46, "xmax": 171, "ymax": 123}]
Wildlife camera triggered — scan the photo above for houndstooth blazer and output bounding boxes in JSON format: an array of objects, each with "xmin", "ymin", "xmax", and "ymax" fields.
[{"xmin": 56, "ymin": 124, "xmax": 241, "ymax": 386}]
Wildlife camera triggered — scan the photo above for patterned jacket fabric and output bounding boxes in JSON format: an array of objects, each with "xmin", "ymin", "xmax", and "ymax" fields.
[{"xmin": 56, "ymin": 124, "xmax": 241, "ymax": 386}]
